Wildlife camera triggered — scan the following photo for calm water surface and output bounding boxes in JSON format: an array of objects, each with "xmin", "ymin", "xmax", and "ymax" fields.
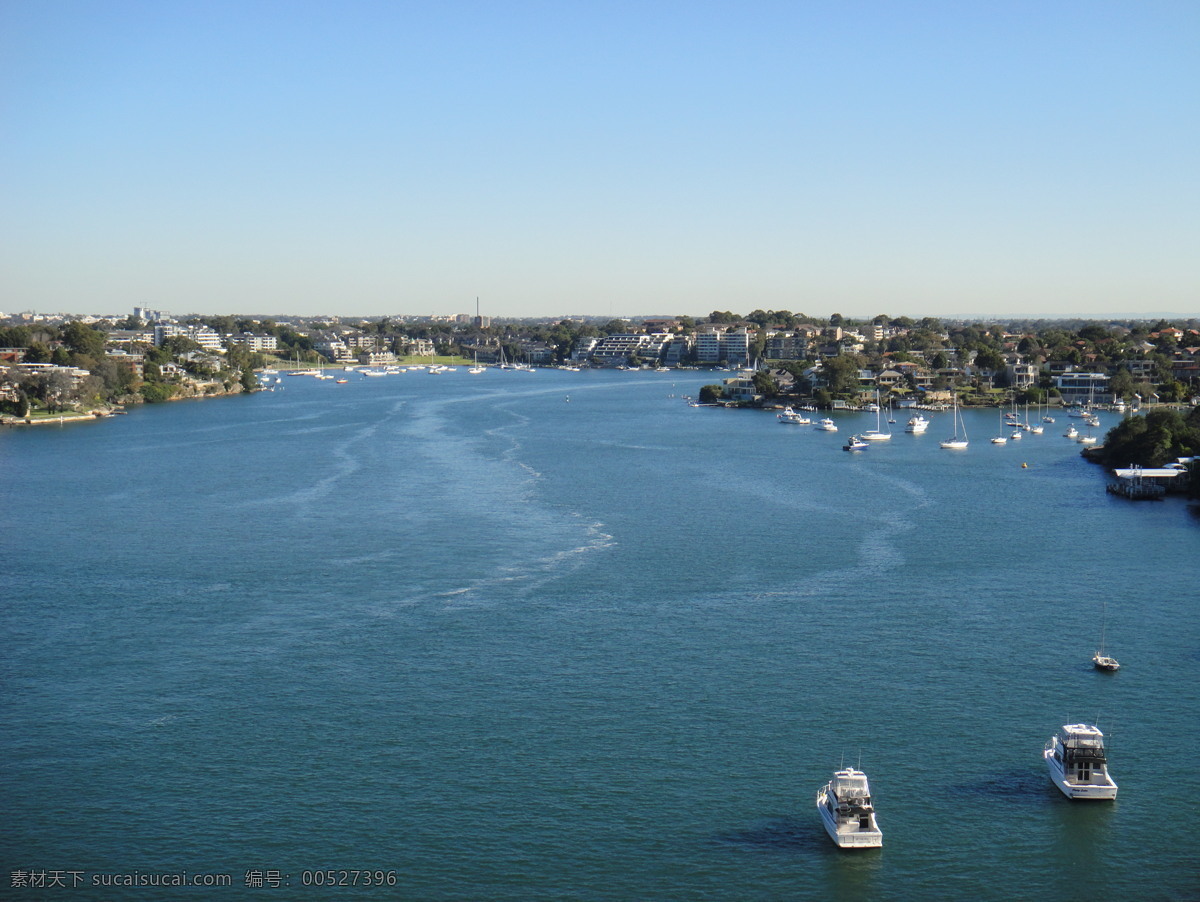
[{"xmin": 2, "ymin": 371, "xmax": 1197, "ymax": 900}]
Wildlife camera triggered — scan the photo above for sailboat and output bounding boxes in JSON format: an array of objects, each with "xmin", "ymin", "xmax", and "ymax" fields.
[
  {"xmin": 1026, "ymin": 402, "xmax": 1043, "ymax": 434},
  {"xmin": 861, "ymin": 390, "xmax": 892, "ymax": 441},
  {"xmin": 1093, "ymin": 601, "xmax": 1120, "ymax": 671},
  {"xmin": 991, "ymin": 408, "xmax": 1008, "ymax": 444},
  {"xmin": 939, "ymin": 393, "xmax": 969, "ymax": 449}
]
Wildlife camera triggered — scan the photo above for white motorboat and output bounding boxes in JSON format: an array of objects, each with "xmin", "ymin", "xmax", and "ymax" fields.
[
  {"xmin": 778, "ymin": 407, "xmax": 811, "ymax": 425},
  {"xmin": 816, "ymin": 767, "xmax": 882, "ymax": 848},
  {"xmin": 905, "ymin": 414, "xmax": 930, "ymax": 434},
  {"xmin": 816, "ymin": 418, "xmax": 838, "ymax": 432},
  {"xmin": 1044, "ymin": 724, "xmax": 1118, "ymax": 800},
  {"xmin": 843, "ymin": 435, "xmax": 868, "ymax": 452}
]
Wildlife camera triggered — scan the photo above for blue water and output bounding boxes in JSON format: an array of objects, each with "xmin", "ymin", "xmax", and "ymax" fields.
[{"xmin": 2, "ymin": 371, "xmax": 1198, "ymax": 900}]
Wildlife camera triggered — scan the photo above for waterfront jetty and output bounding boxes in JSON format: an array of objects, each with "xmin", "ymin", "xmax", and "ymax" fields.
[{"xmin": 1106, "ymin": 463, "xmax": 1191, "ymax": 499}]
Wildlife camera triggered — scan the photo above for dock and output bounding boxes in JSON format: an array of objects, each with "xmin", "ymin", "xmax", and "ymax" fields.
[{"xmin": 1107, "ymin": 464, "xmax": 1191, "ymax": 500}]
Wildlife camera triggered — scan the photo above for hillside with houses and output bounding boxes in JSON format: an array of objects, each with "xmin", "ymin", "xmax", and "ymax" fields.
[{"xmin": 1, "ymin": 309, "xmax": 1197, "ymax": 423}]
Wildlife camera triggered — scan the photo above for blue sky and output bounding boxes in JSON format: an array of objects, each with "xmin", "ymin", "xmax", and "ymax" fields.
[{"xmin": 2, "ymin": 0, "xmax": 1196, "ymax": 320}]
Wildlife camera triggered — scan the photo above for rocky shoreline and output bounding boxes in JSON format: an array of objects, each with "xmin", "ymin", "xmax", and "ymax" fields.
[{"xmin": 1, "ymin": 380, "xmax": 252, "ymax": 426}]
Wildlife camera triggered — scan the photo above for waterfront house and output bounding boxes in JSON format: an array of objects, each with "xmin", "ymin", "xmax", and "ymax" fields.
[
  {"xmin": 722, "ymin": 376, "xmax": 757, "ymax": 403},
  {"xmin": 1056, "ymin": 372, "xmax": 1112, "ymax": 405}
]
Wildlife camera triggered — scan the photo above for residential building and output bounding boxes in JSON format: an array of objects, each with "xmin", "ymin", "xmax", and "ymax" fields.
[
  {"xmin": 1056, "ymin": 372, "xmax": 1111, "ymax": 405},
  {"xmin": 1006, "ymin": 361, "xmax": 1038, "ymax": 389}
]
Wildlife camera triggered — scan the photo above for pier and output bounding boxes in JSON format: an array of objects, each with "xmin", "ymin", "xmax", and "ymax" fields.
[{"xmin": 1107, "ymin": 464, "xmax": 1191, "ymax": 500}]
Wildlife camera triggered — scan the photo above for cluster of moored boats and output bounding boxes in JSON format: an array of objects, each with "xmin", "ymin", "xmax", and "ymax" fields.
[
  {"xmin": 818, "ymin": 721, "xmax": 1118, "ymax": 849},
  {"xmin": 774, "ymin": 397, "xmax": 1108, "ymax": 454}
]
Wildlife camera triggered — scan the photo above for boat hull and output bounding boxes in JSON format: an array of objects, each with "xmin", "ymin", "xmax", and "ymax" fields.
[
  {"xmin": 816, "ymin": 789, "xmax": 882, "ymax": 848},
  {"xmin": 1044, "ymin": 749, "xmax": 1118, "ymax": 800}
]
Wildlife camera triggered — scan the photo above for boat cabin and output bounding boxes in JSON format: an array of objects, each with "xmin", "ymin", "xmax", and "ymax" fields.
[{"xmin": 1054, "ymin": 725, "xmax": 1109, "ymax": 781}]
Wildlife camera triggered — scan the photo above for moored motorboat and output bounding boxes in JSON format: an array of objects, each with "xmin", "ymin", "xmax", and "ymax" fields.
[
  {"xmin": 778, "ymin": 407, "xmax": 811, "ymax": 425},
  {"xmin": 816, "ymin": 418, "xmax": 838, "ymax": 432},
  {"xmin": 843, "ymin": 435, "xmax": 868, "ymax": 452},
  {"xmin": 905, "ymin": 414, "xmax": 929, "ymax": 434},
  {"xmin": 816, "ymin": 767, "xmax": 882, "ymax": 848},
  {"xmin": 1044, "ymin": 724, "xmax": 1118, "ymax": 800}
]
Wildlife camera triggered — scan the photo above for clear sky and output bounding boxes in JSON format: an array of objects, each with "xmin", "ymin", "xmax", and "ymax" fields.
[{"xmin": 2, "ymin": 0, "xmax": 1197, "ymax": 321}]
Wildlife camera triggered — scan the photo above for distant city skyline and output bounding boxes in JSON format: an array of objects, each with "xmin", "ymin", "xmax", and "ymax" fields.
[{"xmin": 2, "ymin": 2, "xmax": 1197, "ymax": 321}]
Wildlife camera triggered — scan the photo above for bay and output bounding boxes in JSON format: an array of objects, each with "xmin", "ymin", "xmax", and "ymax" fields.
[{"xmin": 2, "ymin": 370, "xmax": 1197, "ymax": 900}]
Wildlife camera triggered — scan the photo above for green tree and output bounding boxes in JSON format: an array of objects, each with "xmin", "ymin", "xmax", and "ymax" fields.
[
  {"xmin": 1097, "ymin": 407, "xmax": 1200, "ymax": 468},
  {"xmin": 698, "ymin": 384, "xmax": 725, "ymax": 403},
  {"xmin": 140, "ymin": 382, "xmax": 177, "ymax": 403},
  {"xmin": 1109, "ymin": 369, "xmax": 1135, "ymax": 401},
  {"xmin": 974, "ymin": 346, "xmax": 1005, "ymax": 372},
  {"xmin": 752, "ymin": 371, "xmax": 779, "ymax": 398},
  {"xmin": 61, "ymin": 321, "xmax": 107, "ymax": 360},
  {"xmin": 23, "ymin": 342, "xmax": 52, "ymax": 363},
  {"xmin": 823, "ymin": 354, "xmax": 864, "ymax": 396}
]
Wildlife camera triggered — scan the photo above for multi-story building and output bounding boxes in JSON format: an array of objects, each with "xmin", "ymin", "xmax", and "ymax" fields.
[
  {"xmin": 1006, "ymin": 360, "xmax": 1039, "ymax": 389},
  {"xmin": 587, "ymin": 333, "xmax": 672, "ymax": 366},
  {"xmin": 695, "ymin": 331, "xmax": 723, "ymax": 364},
  {"xmin": 105, "ymin": 350, "xmax": 144, "ymax": 378},
  {"xmin": 570, "ymin": 337, "xmax": 599, "ymax": 363},
  {"xmin": 1056, "ymin": 372, "xmax": 1111, "ymax": 405},
  {"xmin": 152, "ymin": 323, "xmax": 222, "ymax": 350},
  {"xmin": 403, "ymin": 337, "xmax": 436, "ymax": 357},
  {"xmin": 230, "ymin": 332, "xmax": 278, "ymax": 353},
  {"xmin": 694, "ymin": 328, "xmax": 751, "ymax": 366},
  {"xmin": 763, "ymin": 332, "xmax": 811, "ymax": 361}
]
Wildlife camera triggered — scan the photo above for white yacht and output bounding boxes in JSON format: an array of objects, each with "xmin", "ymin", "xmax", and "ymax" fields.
[
  {"xmin": 778, "ymin": 407, "xmax": 811, "ymax": 425},
  {"xmin": 905, "ymin": 414, "xmax": 930, "ymax": 434},
  {"xmin": 843, "ymin": 435, "xmax": 868, "ymax": 452},
  {"xmin": 816, "ymin": 767, "xmax": 882, "ymax": 848},
  {"xmin": 1044, "ymin": 724, "xmax": 1118, "ymax": 800},
  {"xmin": 816, "ymin": 418, "xmax": 838, "ymax": 432}
]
